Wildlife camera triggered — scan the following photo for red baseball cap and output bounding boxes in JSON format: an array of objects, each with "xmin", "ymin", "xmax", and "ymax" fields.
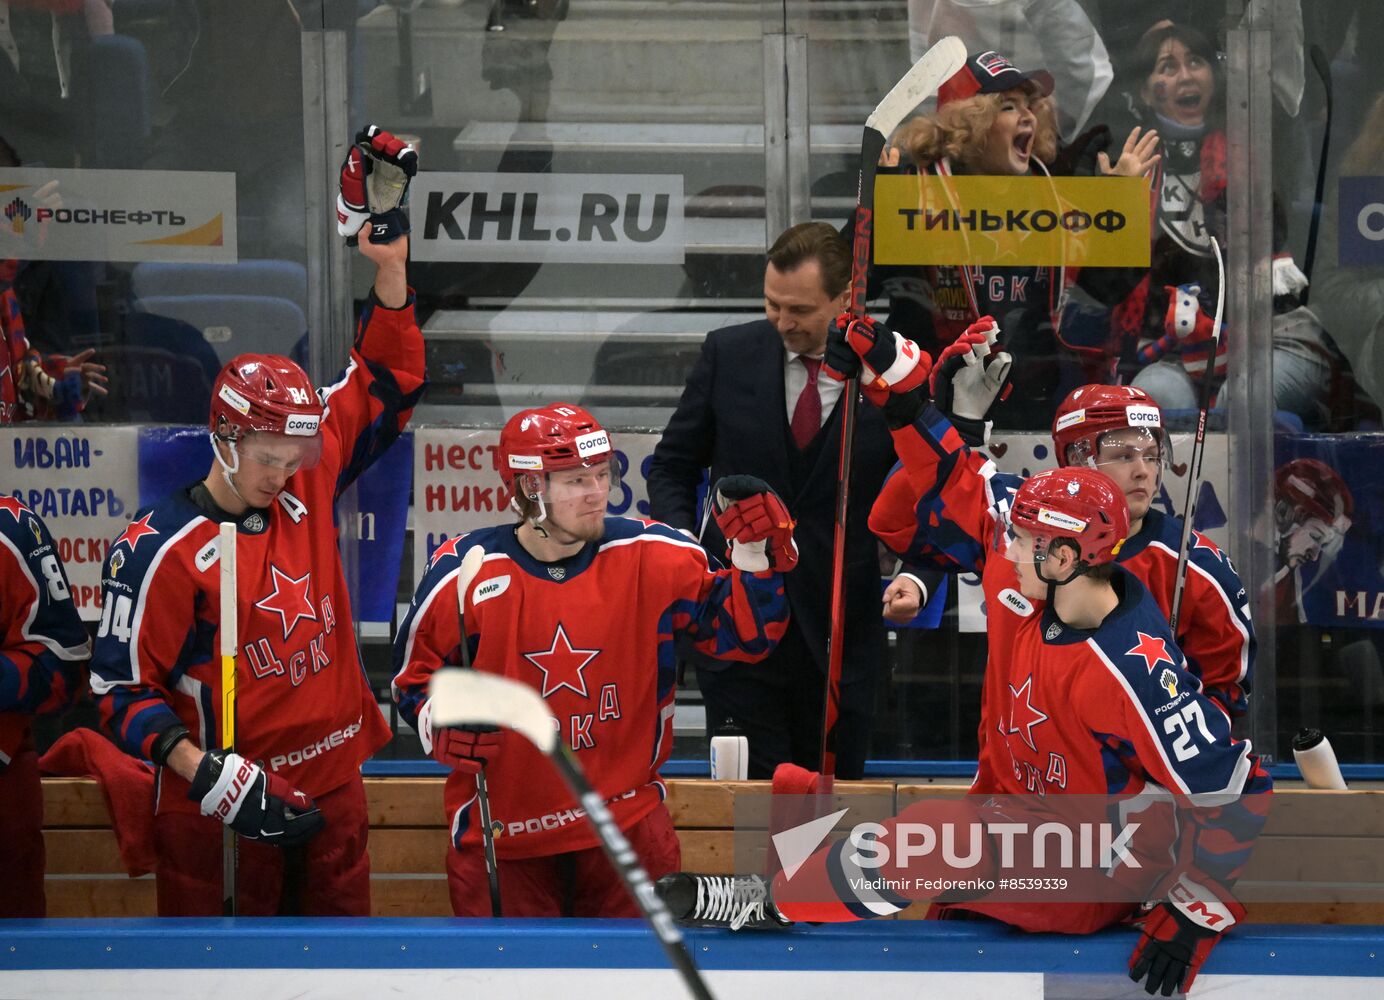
[{"xmin": 937, "ymin": 50, "xmax": 1054, "ymax": 109}]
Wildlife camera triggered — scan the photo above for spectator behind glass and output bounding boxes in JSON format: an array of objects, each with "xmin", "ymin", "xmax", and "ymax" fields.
[
  {"xmin": 1111, "ymin": 22, "xmax": 1338, "ymax": 428},
  {"xmin": 865, "ymin": 51, "xmax": 1156, "ymax": 429},
  {"xmin": 0, "ymin": 132, "xmax": 107, "ymax": 423}
]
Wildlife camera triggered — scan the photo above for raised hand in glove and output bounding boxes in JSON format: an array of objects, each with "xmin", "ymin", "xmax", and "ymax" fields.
[
  {"xmin": 930, "ymin": 316, "xmax": 1012, "ymax": 426},
  {"xmin": 712, "ymin": 475, "xmax": 798, "ymax": 573},
  {"xmin": 822, "ymin": 312, "xmax": 931, "ymax": 407},
  {"xmin": 336, "ymin": 124, "xmax": 419, "ymax": 245},
  {"xmin": 1129, "ymin": 875, "xmax": 1244, "ymax": 996},
  {"xmin": 188, "ymin": 749, "xmax": 324, "ymax": 847}
]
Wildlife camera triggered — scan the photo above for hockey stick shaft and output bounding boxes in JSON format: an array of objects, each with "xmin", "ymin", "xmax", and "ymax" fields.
[
  {"xmin": 822, "ymin": 36, "xmax": 966, "ymax": 781},
  {"xmin": 1301, "ymin": 44, "xmax": 1332, "ymax": 304},
  {"xmin": 549, "ymin": 745, "xmax": 715, "ymax": 1000},
  {"xmin": 218, "ymin": 521, "xmax": 238, "ymax": 917},
  {"xmin": 1169, "ymin": 237, "xmax": 1225, "ymax": 633},
  {"xmin": 427, "ymin": 669, "xmax": 714, "ymax": 1000},
  {"xmin": 454, "ymin": 543, "xmax": 502, "ymax": 916}
]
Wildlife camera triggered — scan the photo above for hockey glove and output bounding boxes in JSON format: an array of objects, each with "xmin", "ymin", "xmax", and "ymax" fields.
[
  {"xmin": 188, "ymin": 749, "xmax": 324, "ymax": 847},
  {"xmin": 822, "ymin": 313, "xmax": 931, "ymax": 408},
  {"xmin": 336, "ymin": 124, "xmax": 419, "ymax": 246},
  {"xmin": 1129, "ymin": 874, "xmax": 1245, "ymax": 996},
  {"xmin": 433, "ymin": 725, "xmax": 503, "ymax": 775},
  {"xmin": 712, "ymin": 475, "xmax": 798, "ymax": 573},
  {"xmin": 930, "ymin": 316, "xmax": 1012, "ymax": 440}
]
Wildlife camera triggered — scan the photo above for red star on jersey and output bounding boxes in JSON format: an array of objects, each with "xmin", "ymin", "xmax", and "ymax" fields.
[
  {"xmin": 254, "ymin": 564, "xmax": 318, "ymax": 640},
  {"xmin": 1192, "ymin": 531, "xmax": 1223, "ymax": 560},
  {"xmin": 113, "ymin": 513, "xmax": 160, "ymax": 552},
  {"xmin": 0, "ymin": 495, "xmax": 28, "ymax": 521},
  {"xmin": 522, "ymin": 623, "xmax": 600, "ymax": 699},
  {"xmin": 429, "ymin": 534, "xmax": 467, "ymax": 566},
  {"xmin": 1126, "ymin": 631, "xmax": 1175, "ymax": 674},
  {"xmin": 1005, "ymin": 675, "xmax": 1049, "ymax": 752}
]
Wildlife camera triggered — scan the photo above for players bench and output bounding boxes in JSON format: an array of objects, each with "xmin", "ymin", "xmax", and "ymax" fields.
[{"xmin": 37, "ymin": 776, "xmax": 1384, "ymax": 922}]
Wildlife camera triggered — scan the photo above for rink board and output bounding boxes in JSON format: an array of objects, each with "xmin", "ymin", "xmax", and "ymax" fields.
[{"xmin": 3, "ymin": 919, "xmax": 1382, "ymax": 999}]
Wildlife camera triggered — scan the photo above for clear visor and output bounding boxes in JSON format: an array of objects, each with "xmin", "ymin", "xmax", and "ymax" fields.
[
  {"xmin": 1091, "ymin": 428, "xmax": 1168, "ymax": 474},
  {"xmin": 236, "ymin": 431, "xmax": 323, "ymax": 473},
  {"xmin": 514, "ymin": 457, "xmax": 620, "ymax": 505}
]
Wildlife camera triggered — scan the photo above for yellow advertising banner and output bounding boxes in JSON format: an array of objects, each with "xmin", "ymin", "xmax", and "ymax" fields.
[{"xmin": 873, "ymin": 174, "xmax": 1150, "ymax": 267}]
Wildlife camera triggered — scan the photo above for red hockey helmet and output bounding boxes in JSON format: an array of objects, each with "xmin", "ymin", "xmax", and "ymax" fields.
[
  {"xmin": 497, "ymin": 402, "xmax": 616, "ymax": 498},
  {"xmin": 209, "ymin": 354, "xmax": 324, "ymax": 442},
  {"xmin": 1008, "ymin": 467, "xmax": 1130, "ymax": 567},
  {"xmin": 1052, "ymin": 384, "xmax": 1169, "ymax": 468},
  {"xmin": 1275, "ymin": 458, "xmax": 1353, "ymax": 533}
]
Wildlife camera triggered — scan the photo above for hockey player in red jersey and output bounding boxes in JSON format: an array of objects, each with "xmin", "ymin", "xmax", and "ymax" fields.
[
  {"xmin": 89, "ymin": 125, "xmax": 425, "ymax": 916},
  {"xmin": 660, "ymin": 319, "xmax": 1271, "ymax": 997},
  {"xmin": 0, "ymin": 498, "xmax": 90, "ymax": 916},
  {"xmin": 393, "ymin": 402, "xmax": 794, "ymax": 917},
  {"xmin": 873, "ymin": 324, "xmax": 1254, "ymax": 717}
]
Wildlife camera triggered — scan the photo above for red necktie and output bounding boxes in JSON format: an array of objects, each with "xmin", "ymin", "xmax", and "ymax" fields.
[{"xmin": 790, "ymin": 356, "xmax": 823, "ymax": 450}]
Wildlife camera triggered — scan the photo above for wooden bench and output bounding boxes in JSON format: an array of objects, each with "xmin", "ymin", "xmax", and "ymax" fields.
[{"xmin": 40, "ymin": 778, "xmax": 1384, "ymax": 922}]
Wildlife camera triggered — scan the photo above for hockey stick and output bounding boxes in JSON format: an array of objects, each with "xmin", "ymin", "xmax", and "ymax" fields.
[
  {"xmin": 218, "ymin": 521, "xmax": 238, "ymax": 917},
  {"xmin": 452, "ymin": 543, "xmax": 502, "ymax": 918},
  {"xmin": 822, "ymin": 35, "xmax": 967, "ymax": 781},
  {"xmin": 1301, "ymin": 44, "xmax": 1332, "ymax": 305},
  {"xmin": 429, "ymin": 669, "xmax": 715, "ymax": 1000},
  {"xmin": 1169, "ymin": 236, "xmax": 1225, "ymax": 633}
]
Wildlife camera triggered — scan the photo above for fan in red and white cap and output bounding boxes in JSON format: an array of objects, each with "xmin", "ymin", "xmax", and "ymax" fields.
[
  {"xmin": 89, "ymin": 123, "xmax": 426, "ymax": 917},
  {"xmin": 392, "ymin": 400, "xmax": 795, "ymax": 918}
]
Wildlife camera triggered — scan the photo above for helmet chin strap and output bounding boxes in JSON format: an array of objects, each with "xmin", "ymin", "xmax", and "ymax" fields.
[
  {"xmin": 509, "ymin": 479, "xmax": 551, "ymax": 538},
  {"xmin": 209, "ymin": 432, "xmax": 252, "ymax": 508}
]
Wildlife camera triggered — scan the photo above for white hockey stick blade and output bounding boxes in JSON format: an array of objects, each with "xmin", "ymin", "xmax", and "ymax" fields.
[
  {"xmin": 865, "ymin": 35, "xmax": 966, "ymax": 137},
  {"xmin": 454, "ymin": 543, "xmax": 486, "ymax": 608},
  {"xmin": 429, "ymin": 668, "xmax": 557, "ymax": 754}
]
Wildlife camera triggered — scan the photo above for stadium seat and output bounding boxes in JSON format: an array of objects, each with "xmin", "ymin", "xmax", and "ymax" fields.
[
  {"xmin": 132, "ymin": 294, "xmax": 308, "ymax": 366},
  {"xmin": 131, "ymin": 260, "xmax": 308, "ymax": 313}
]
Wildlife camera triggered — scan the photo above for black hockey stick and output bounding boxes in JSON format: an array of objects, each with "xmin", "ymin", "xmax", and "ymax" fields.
[
  {"xmin": 1169, "ymin": 236, "xmax": 1225, "ymax": 633},
  {"xmin": 822, "ymin": 35, "xmax": 966, "ymax": 782},
  {"xmin": 1301, "ymin": 44, "xmax": 1332, "ymax": 305},
  {"xmin": 429, "ymin": 669, "xmax": 715, "ymax": 1000},
  {"xmin": 452, "ymin": 543, "xmax": 502, "ymax": 918}
]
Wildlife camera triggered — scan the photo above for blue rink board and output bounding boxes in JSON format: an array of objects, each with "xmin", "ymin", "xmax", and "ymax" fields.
[{"xmin": 2, "ymin": 919, "xmax": 1382, "ymax": 977}]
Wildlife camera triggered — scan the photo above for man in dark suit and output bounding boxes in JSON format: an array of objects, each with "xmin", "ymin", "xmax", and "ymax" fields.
[{"xmin": 647, "ymin": 222, "xmax": 937, "ymax": 780}]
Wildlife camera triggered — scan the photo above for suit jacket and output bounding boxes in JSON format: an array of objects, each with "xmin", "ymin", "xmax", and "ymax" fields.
[{"xmin": 647, "ymin": 318, "xmax": 903, "ymax": 684}]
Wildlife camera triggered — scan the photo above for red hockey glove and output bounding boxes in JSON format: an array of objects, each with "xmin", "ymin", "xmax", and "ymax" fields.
[
  {"xmin": 712, "ymin": 475, "xmax": 798, "ymax": 572},
  {"xmin": 336, "ymin": 124, "xmax": 419, "ymax": 246},
  {"xmin": 1129, "ymin": 875, "xmax": 1245, "ymax": 996},
  {"xmin": 822, "ymin": 313, "xmax": 931, "ymax": 408},
  {"xmin": 929, "ymin": 317, "xmax": 1012, "ymax": 425},
  {"xmin": 188, "ymin": 749, "xmax": 324, "ymax": 847},
  {"xmin": 432, "ymin": 725, "xmax": 503, "ymax": 775}
]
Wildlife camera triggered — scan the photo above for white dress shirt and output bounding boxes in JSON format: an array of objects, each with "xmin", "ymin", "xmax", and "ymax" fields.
[{"xmin": 783, "ymin": 350, "xmax": 844, "ymax": 429}]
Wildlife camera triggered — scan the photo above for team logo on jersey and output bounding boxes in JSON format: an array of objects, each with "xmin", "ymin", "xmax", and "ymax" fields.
[
  {"xmin": 998, "ymin": 588, "xmax": 1034, "ymax": 617},
  {"xmin": 1126, "ymin": 631, "xmax": 1176, "ymax": 674},
  {"xmin": 243, "ymin": 512, "xmax": 266, "ymax": 532},
  {"xmin": 1192, "ymin": 531, "xmax": 1223, "ymax": 561},
  {"xmin": 113, "ymin": 512, "xmax": 160, "ymax": 553},
  {"xmin": 547, "ymin": 565, "xmax": 566, "ymax": 581},
  {"xmin": 1045, "ymin": 622, "xmax": 1063, "ymax": 640},
  {"xmin": 254, "ymin": 564, "xmax": 318, "ymax": 640},
  {"xmin": 0, "ymin": 495, "xmax": 28, "ymax": 521},
  {"xmin": 28, "ymin": 516, "xmax": 42, "ymax": 545},
  {"xmin": 109, "ymin": 549, "xmax": 126, "ymax": 578},
  {"xmin": 472, "ymin": 574, "xmax": 510, "ymax": 606},
  {"xmin": 1005, "ymin": 675, "xmax": 1049, "ymax": 752},
  {"xmin": 521, "ymin": 623, "xmax": 600, "ymax": 698},
  {"xmin": 429, "ymin": 534, "xmax": 468, "ymax": 566},
  {"xmin": 1159, "ymin": 668, "xmax": 1180, "ymax": 700}
]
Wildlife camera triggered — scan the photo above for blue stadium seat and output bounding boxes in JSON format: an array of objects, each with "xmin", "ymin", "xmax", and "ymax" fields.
[
  {"xmin": 131, "ymin": 260, "xmax": 308, "ymax": 313},
  {"xmin": 132, "ymin": 294, "xmax": 308, "ymax": 366}
]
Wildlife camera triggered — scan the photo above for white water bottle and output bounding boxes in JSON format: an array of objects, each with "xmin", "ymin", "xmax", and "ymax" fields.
[
  {"xmin": 709, "ymin": 736, "xmax": 749, "ymax": 781},
  {"xmin": 1293, "ymin": 728, "xmax": 1347, "ymax": 790}
]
